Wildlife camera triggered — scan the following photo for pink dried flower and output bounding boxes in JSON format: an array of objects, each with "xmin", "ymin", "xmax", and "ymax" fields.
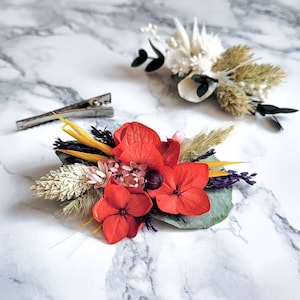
[
  {"xmin": 172, "ymin": 130, "xmax": 185, "ymax": 144},
  {"xmin": 87, "ymin": 161, "xmax": 110, "ymax": 188}
]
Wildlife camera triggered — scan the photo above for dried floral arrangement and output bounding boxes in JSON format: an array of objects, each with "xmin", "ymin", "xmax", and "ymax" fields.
[
  {"xmin": 31, "ymin": 115, "xmax": 256, "ymax": 244},
  {"xmin": 132, "ymin": 19, "xmax": 297, "ymax": 129}
]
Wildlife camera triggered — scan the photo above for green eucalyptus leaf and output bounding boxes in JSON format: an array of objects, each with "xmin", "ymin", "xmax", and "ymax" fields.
[
  {"xmin": 257, "ymin": 104, "xmax": 298, "ymax": 116},
  {"xmin": 151, "ymin": 187, "xmax": 233, "ymax": 229},
  {"xmin": 145, "ymin": 58, "xmax": 165, "ymax": 72},
  {"xmin": 191, "ymin": 74, "xmax": 206, "ymax": 83},
  {"xmin": 196, "ymin": 81, "xmax": 209, "ymax": 97},
  {"xmin": 131, "ymin": 49, "xmax": 148, "ymax": 67},
  {"xmin": 148, "ymin": 39, "xmax": 164, "ymax": 61}
]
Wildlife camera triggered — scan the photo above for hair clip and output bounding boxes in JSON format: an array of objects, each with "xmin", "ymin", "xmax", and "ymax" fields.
[
  {"xmin": 16, "ymin": 93, "xmax": 113, "ymax": 131},
  {"xmin": 131, "ymin": 19, "xmax": 297, "ymax": 130}
]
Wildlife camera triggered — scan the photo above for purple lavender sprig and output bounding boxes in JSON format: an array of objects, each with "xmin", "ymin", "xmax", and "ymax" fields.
[{"xmin": 206, "ymin": 170, "xmax": 257, "ymax": 189}]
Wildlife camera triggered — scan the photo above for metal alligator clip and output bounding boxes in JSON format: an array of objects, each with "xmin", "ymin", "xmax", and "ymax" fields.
[{"xmin": 16, "ymin": 93, "xmax": 113, "ymax": 131}]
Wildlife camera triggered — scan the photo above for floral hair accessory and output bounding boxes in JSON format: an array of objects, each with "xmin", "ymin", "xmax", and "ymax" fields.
[
  {"xmin": 132, "ymin": 19, "xmax": 297, "ymax": 129},
  {"xmin": 31, "ymin": 116, "xmax": 256, "ymax": 244}
]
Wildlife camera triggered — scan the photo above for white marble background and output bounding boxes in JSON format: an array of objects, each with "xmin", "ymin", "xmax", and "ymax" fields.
[{"xmin": 1, "ymin": 0, "xmax": 300, "ymax": 299}]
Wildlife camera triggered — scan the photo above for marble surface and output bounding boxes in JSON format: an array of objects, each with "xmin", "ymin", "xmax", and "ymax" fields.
[{"xmin": 1, "ymin": 0, "xmax": 300, "ymax": 299}]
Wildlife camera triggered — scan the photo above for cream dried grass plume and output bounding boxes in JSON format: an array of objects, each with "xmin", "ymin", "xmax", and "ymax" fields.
[
  {"xmin": 230, "ymin": 64, "xmax": 286, "ymax": 100},
  {"xmin": 216, "ymin": 82, "xmax": 254, "ymax": 116},
  {"xmin": 212, "ymin": 45, "xmax": 253, "ymax": 72},
  {"xmin": 179, "ymin": 125, "xmax": 234, "ymax": 162},
  {"xmin": 61, "ymin": 189, "xmax": 102, "ymax": 218},
  {"xmin": 31, "ymin": 163, "xmax": 91, "ymax": 201}
]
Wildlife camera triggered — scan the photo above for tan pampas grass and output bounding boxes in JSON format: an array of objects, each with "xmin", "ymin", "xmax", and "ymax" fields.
[
  {"xmin": 61, "ymin": 189, "xmax": 102, "ymax": 218},
  {"xmin": 179, "ymin": 126, "xmax": 234, "ymax": 162},
  {"xmin": 230, "ymin": 63, "xmax": 286, "ymax": 100},
  {"xmin": 216, "ymin": 82, "xmax": 255, "ymax": 116},
  {"xmin": 212, "ymin": 45, "xmax": 253, "ymax": 72}
]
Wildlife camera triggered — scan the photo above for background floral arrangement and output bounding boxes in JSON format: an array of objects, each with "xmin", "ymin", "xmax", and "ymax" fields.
[
  {"xmin": 132, "ymin": 18, "xmax": 297, "ymax": 128},
  {"xmin": 31, "ymin": 115, "xmax": 256, "ymax": 244}
]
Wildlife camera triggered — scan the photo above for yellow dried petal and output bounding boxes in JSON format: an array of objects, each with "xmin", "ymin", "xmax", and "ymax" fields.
[
  {"xmin": 204, "ymin": 161, "xmax": 242, "ymax": 168},
  {"xmin": 56, "ymin": 149, "xmax": 107, "ymax": 163},
  {"xmin": 54, "ymin": 113, "xmax": 113, "ymax": 156},
  {"xmin": 209, "ymin": 170, "xmax": 229, "ymax": 177}
]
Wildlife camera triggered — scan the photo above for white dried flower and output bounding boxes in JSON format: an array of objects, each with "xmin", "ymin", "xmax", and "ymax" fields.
[
  {"xmin": 196, "ymin": 24, "xmax": 223, "ymax": 60},
  {"xmin": 190, "ymin": 54, "xmax": 216, "ymax": 75},
  {"xmin": 165, "ymin": 18, "xmax": 223, "ymax": 77},
  {"xmin": 240, "ymin": 82, "xmax": 269, "ymax": 101},
  {"xmin": 31, "ymin": 163, "xmax": 91, "ymax": 201},
  {"xmin": 140, "ymin": 23, "xmax": 160, "ymax": 41},
  {"xmin": 165, "ymin": 48, "xmax": 191, "ymax": 76}
]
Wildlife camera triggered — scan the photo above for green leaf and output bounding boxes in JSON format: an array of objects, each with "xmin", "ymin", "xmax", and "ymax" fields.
[
  {"xmin": 196, "ymin": 81, "xmax": 209, "ymax": 97},
  {"xmin": 131, "ymin": 49, "xmax": 148, "ymax": 67},
  {"xmin": 257, "ymin": 104, "xmax": 298, "ymax": 116},
  {"xmin": 191, "ymin": 74, "xmax": 206, "ymax": 83},
  {"xmin": 148, "ymin": 39, "xmax": 164, "ymax": 61},
  {"xmin": 145, "ymin": 58, "xmax": 164, "ymax": 72},
  {"xmin": 151, "ymin": 187, "xmax": 233, "ymax": 229},
  {"xmin": 144, "ymin": 39, "xmax": 165, "ymax": 72}
]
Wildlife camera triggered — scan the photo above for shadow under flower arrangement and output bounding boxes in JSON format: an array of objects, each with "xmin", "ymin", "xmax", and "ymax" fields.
[
  {"xmin": 132, "ymin": 19, "xmax": 297, "ymax": 129},
  {"xmin": 32, "ymin": 115, "xmax": 256, "ymax": 244}
]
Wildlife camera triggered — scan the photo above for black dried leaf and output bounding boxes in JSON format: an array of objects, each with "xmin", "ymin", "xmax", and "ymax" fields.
[
  {"xmin": 144, "ymin": 39, "xmax": 165, "ymax": 72},
  {"xmin": 53, "ymin": 139, "xmax": 100, "ymax": 154},
  {"xmin": 191, "ymin": 74, "xmax": 207, "ymax": 84},
  {"xmin": 148, "ymin": 39, "xmax": 164, "ymax": 61},
  {"xmin": 196, "ymin": 81, "xmax": 209, "ymax": 97},
  {"xmin": 191, "ymin": 74, "xmax": 215, "ymax": 97},
  {"xmin": 145, "ymin": 58, "xmax": 164, "ymax": 72},
  {"xmin": 269, "ymin": 115, "xmax": 283, "ymax": 131},
  {"xmin": 257, "ymin": 104, "xmax": 298, "ymax": 116},
  {"xmin": 90, "ymin": 126, "xmax": 115, "ymax": 147},
  {"xmin": 131, "ymin": 49, "xmax": 148, "ymax": 67}
]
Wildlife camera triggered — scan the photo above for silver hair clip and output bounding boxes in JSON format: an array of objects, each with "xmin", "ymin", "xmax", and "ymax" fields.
[{"xmin": 16, "ymin": 93, "xmax": 113, "ymax": 131}]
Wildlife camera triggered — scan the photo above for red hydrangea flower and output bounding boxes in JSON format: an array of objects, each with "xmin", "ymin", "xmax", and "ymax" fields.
[
  {"xmin": 113, "ymin": 122, "xmax": 161, "ymax": 149},
  {"xmin": 111, "ymin": 122, "xmax": 180, "ymax": 171},
  {"xmin": 92, "ymin": 183, "xmax": 153, "ymax": 244},
  {"xmin": 148, "ymin": 162, "xmax": 210, "ymax": 216}
]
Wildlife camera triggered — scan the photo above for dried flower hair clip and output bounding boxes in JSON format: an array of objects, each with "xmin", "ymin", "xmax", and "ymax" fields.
[
  {"xmin": 132, "ymin": 19, "xmax": 297, "ymax": 130},
  {"xmin": 31, "ymin": 115, "xmax": 256, "ymax": 244}
]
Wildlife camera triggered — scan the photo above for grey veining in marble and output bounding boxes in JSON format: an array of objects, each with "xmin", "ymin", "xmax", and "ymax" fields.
[{"xmin": 1, "ymin": 0, "xmax": 300, "ymax": 299}]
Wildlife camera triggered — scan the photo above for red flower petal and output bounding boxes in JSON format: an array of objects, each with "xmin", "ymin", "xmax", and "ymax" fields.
[
  {"xmin": 148, "ymin": 163, "xmax": 210, "ymax": 215},
  {"xmin": 102, "ymin": 215, "xmax": 129, "ymax": 244},
  {"xmin": 157, "ymin": 139, "xmax": 180, "ymax": 167},
  {"xmin": 126, "ymin": 215, "xmax": 144, "ymax": 238},
  {"xmin": 126, "ymin": 187, "xmax": 153, "ymax": 217},
  {"xmin": 156, "ymin": 193, "xmax": 178, "ymax": 214},
  {"xmin": 113, "ymin": 122, "xmax": 131, "ymax": 145},
  {"xmin": 104, "ymin": 183, "xmax": 131, "ymax": 209},
  {"xmin": 148, "ymin": 166, "xmax": 176, "ymax": 198},
  {"xmin": 114, "ymin": 122, "xmax": 161, "ymax": 147},
  {"xmin": 177, "ymin": 188, "xmax": 210, "ymax": 216},
  {"xmin": 175, "ymin": 162, "xmax": 209, "ymax": 190},
  {"xmin": 92, "ymin": 198, "xmax": 119, "ymax": 223},
  {"xmin": 118, "ymin": 142, "xmax": 164, "ymax": 173}
]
